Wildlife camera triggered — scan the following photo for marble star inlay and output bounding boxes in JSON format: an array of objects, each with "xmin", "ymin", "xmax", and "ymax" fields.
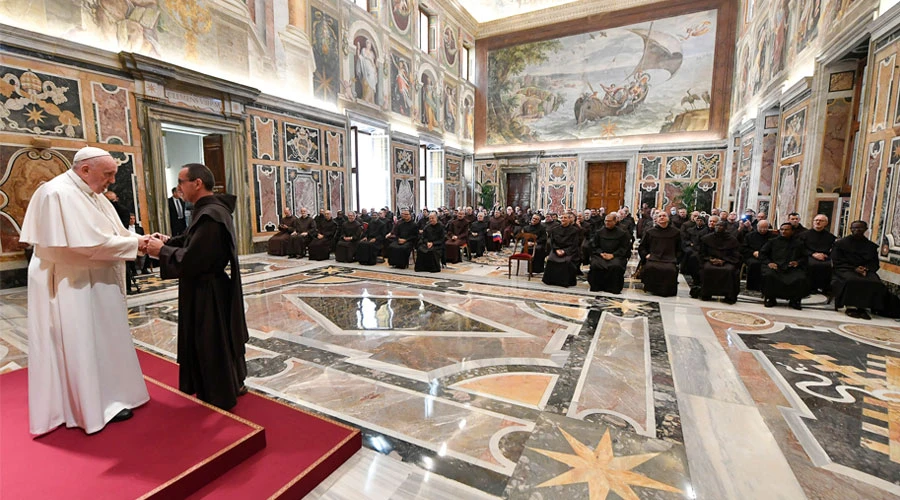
[
  {"xmin": 529, "ymin": 427, "xmax": 682, "ymax": 499},
  {"xmin": 597, "ymin": 298, "xmax": 652, "ymax": 316}
]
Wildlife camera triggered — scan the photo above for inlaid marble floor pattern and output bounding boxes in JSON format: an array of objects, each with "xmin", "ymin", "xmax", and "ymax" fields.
[{"xmin": 1, "ymin": 254, "xmax": 899, "ymax": 499}]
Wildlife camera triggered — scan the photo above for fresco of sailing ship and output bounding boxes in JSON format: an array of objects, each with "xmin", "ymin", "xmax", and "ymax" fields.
[
  {"xmin": 486, "ymin": 10, "xmax": 716, "ymax": 145},
  {"xmin": 574, "ymin": 23, "xmax": 683, "ymax": 125}
]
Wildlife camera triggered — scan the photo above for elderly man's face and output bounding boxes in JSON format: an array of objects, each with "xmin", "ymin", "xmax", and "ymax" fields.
[
  {"xmin": 347, "ymin": 212, "xmax": 356, "ymax": 221},
  {"xmin": 300, "ymin": 208, "xmax": 309, "ymax": 217},
  {"xmin": 560, "ymin": 213, "xmax": 572, "ymax": 226},
  {"xmin": 728, "ymin": 212, "xmax": 737, "ymax": 222},
  {"xmin": 708, "ymin": 216, "xmax": 719, "ymax": 228},
  {"xmin": 324, "ymin": 210, "xmax": 332, "ymax": 220},
  {"xmin": 532, "ymin": 215, "xmax": 541, "ymax": 225},
  {"xmin": 605, "ymin": 215, "xmax": 617, "ymax": 229},
  {"xmin": 80, "ymin": 156, "xmax": 119, "ymax": 194},
  {"xmin": 428, "ymin": 213, "xmax": 438, "ymax": 224},
  {"xmin": 715, "ymin": 220, "xmax": 727, "ymax": 233},
  {"xmin": 757, "ymin": 221, "xmax": 769, "ymax": 233},
  {"xmin": 813, "ymin": 215, "xmax": 828, "ymax": 231},
  {"xmin": 757, "ymin": 212, "xmax": 767, "ymax": 220}
]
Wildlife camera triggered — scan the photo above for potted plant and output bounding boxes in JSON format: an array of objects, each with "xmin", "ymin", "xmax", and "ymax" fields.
[
  {"xmin": 680, "ymin": 180, "xmax": 700, "ymax": 212},
  {"xmin": 476, "ymin": 181, "xmax": 496, "ymax": 209}
]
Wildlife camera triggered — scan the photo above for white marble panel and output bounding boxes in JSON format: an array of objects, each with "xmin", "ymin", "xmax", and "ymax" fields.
[
  {"xmin": 668, "ymin": 335, "xmax": 755, "ymax": 406},
  {"xmin": 305, "ymin": 448, "xmax": 499, "ymax": 499},
  {"xmin": 678, "ymin": 393, "xmax": 807, "ymax": 500},
  {"xmin": 660, "ymin": 303, "xmax": 719, "ymax": 339}
]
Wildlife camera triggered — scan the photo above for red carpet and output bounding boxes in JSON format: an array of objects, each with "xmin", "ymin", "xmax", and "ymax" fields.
[
  {"xmin": 136, "ymin": 349, "xmax": 361, "ymax": 499},
  {"xmin": 0, "ymin": 369, "xmax": 265, "ymax": 499}
]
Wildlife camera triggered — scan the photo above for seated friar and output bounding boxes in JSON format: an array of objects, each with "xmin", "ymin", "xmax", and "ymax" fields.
[
  {"xmin": 830, "ymin": 220, "xmax": 887, "ymax": 320},
  {"xmin": 798, "ymin": 214, "xmax": 836, "ymax": 296},
  {"xmin": 698, "ymin": 220, "xmax": 741, "ymax": 304},
  {"xmin": 542, "ymin": 212, "xmax": 580, "ymax": 287},
  {"xmin": 638, "ymin": 212, "xmax": 683, "ymax": 297},
  {"xmin": 759, "ymin": 223, "xmax": 808, "ymax": 310},
  {"xmin": 587, "ymin": 214, "xmax": 631, "ymax": 294}
]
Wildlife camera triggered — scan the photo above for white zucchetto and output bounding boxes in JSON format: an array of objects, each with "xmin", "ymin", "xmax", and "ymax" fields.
[{"xmin": 72, "ymin": 146, "xmax": 112, "ymax": 164}]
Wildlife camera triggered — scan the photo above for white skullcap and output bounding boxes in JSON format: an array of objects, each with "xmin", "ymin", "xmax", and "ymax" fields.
[{"xmin": 73, "ymin": 146, "xmax": 112, "ymax": 164}]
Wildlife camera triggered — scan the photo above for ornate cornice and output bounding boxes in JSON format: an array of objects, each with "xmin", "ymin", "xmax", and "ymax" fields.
[
  {"xmin": 119, "ymin": 52, "xmax": 260, "ymax": 103},
  {"xmin": 474, "ymin": 0, "xmax": 665, "ymax": 39}
]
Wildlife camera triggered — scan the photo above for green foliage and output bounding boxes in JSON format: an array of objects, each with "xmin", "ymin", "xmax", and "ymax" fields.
[
  {"xmin": 679, "ymin": 180, "xmax": 700, "ymax": 211},
  {"xmin": 476, "ymin": 182, "xmax": 496, "ymax": 208}
]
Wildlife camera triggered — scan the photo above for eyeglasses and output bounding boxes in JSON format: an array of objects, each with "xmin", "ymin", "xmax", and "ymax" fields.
[{"xmin": 177, "ymin": 178, "xmax": 191, "ymax": 185}]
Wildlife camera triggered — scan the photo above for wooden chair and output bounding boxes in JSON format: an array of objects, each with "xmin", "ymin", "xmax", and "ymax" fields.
[{"xmin": 508, "ymin": 232, "xmax": 537, "ymax": 280}]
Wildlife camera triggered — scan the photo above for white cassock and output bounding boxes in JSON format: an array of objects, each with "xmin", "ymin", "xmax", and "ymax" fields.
[{"xmin": 19, "ymin": 169, "xmax": 150, "ymax": 436}]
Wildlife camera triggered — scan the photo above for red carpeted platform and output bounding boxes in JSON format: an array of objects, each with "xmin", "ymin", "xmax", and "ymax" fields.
[
  {"xmin": 136, "ymin": 349, "xmax": 361, "ymax": 499},
  {"xmin": 0, "ymin": 369, "xmax": 265, "ymax": 499}
]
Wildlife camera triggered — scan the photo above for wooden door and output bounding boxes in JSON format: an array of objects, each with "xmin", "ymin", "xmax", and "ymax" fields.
[
  {"xmin": 506, "ymin": 172, "xmax": 532, "ymax": 209},
  {"xmin": 586, "ymin": 162, "xmax": 626, "ymax": 211},
  {"xmin": 202, "ymin": 134, "xmax": 227, "ymax": 193}
]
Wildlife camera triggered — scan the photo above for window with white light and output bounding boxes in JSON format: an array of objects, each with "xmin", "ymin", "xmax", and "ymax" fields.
[
  {"xmin": 427, "ymin": 148, "xmax": 444, "ymax": 210},
  {"xmin": 419, "ymin": 9, "xmax": 431, "ymax": 53},
  {"xmin": 352, "ymin": 124, "xmax": 390, "ymax": 211},
  {"xmin": 460, "ymin": 45, "xmax": 472, "ymax": 82}
]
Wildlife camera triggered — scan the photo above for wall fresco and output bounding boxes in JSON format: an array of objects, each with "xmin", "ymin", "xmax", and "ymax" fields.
[{"xmin": 486, "ymin": 10, "xmax": 718, "ymax": 145}]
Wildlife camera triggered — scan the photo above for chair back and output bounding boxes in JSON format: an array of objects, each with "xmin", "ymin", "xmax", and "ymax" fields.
[{"xmin": 513, "ymin": 232, "xmax": 538, "ymax": 256}]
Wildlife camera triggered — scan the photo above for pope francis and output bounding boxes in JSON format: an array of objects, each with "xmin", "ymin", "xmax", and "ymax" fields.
[{"xmin": 20, "ymin": 146, "xmax": 150, "ymax": 436}]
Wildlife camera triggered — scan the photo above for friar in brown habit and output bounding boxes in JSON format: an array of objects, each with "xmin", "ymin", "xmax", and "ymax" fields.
[
  {"xmin": 267, "ymin": 207, "xmax": 298, "ymax": 256},
  {"xmin": 638, "ymin": 212, "xmax": 683, "ymax": 297},
  {"xmin": 146, "ymin": 163, "xmax": 249, "ymax": 411}
]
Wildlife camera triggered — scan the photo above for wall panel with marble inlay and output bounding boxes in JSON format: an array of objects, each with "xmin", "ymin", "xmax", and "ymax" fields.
[
  {"xmin": 245, "ymin": 107, "xmax": 347, "ymax": 239},
  {"xmin": 0, "ymin": 54, "xmax": 145, "ymax": 268}
]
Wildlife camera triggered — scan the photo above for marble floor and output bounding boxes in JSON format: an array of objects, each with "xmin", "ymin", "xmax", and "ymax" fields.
[{"xmin": 2, "ymin": 252, "xmax": 899, "ymax": 499}]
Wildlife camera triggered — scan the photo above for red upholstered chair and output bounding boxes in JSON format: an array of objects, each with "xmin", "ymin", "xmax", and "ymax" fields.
[{"xmin": 508, "ymin": 232, "xmax": 537, "ymax": 280}]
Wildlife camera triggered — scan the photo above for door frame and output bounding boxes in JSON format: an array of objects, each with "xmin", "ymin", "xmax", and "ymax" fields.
[
  {"xmin": 578, "ymin": 155, "xmax": 635, "ymax": 211},
  {"xmin": 499, "ymin": 166, "xmax": 538, "ymax": 210},
  {"xmin": 137, "ymin": 99, "xmax": 252, "ymax": 254}
]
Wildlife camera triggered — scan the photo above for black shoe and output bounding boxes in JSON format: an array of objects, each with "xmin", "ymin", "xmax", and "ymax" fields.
[
  {"xmin": 111, "ymin": 408, "xmax": 133, "ymax": 423},
  {"xmin": 689, "ymin": 286, "xmax": 700, "ymax": 299},
  {"xmin": 857, "ymin": 309, "xmax": 872, "ymax": 320},
  {"xmin": 764, "ymin": 298, "xmax": 776, "ymax": 308},
  {"xmin": 238, "ymin": 385, "xmax": 249, "ymax": 396},
  {"xmin": 700, "ymin": 295, "xmax": 712, "ymax": 301},
  {"xmin": 724, "ymin": 296, "xmax": 737, "ymax": 304},
  {"xmin": 789, "ymin": 300, "xmax": 802, "ymax": 310}
]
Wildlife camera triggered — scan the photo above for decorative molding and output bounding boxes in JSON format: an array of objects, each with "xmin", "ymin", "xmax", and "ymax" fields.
[
  {"xmin": 781, "ymin": 77, "xmax": 813, "ymax": 111},
  {"xmin": 250, "ymin": 95, "xmax": 347, "ymax": 129},
  {"xmin": 871, "ymin": 1, "xmax": 900, "ymax": 42},
  {"xmin": 0, "ymin": 24, "xmax": 123, "ymax": 74},
  {"xmin": 119, "ymin": 52, "xmax": 260, "ymax": 103}
]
